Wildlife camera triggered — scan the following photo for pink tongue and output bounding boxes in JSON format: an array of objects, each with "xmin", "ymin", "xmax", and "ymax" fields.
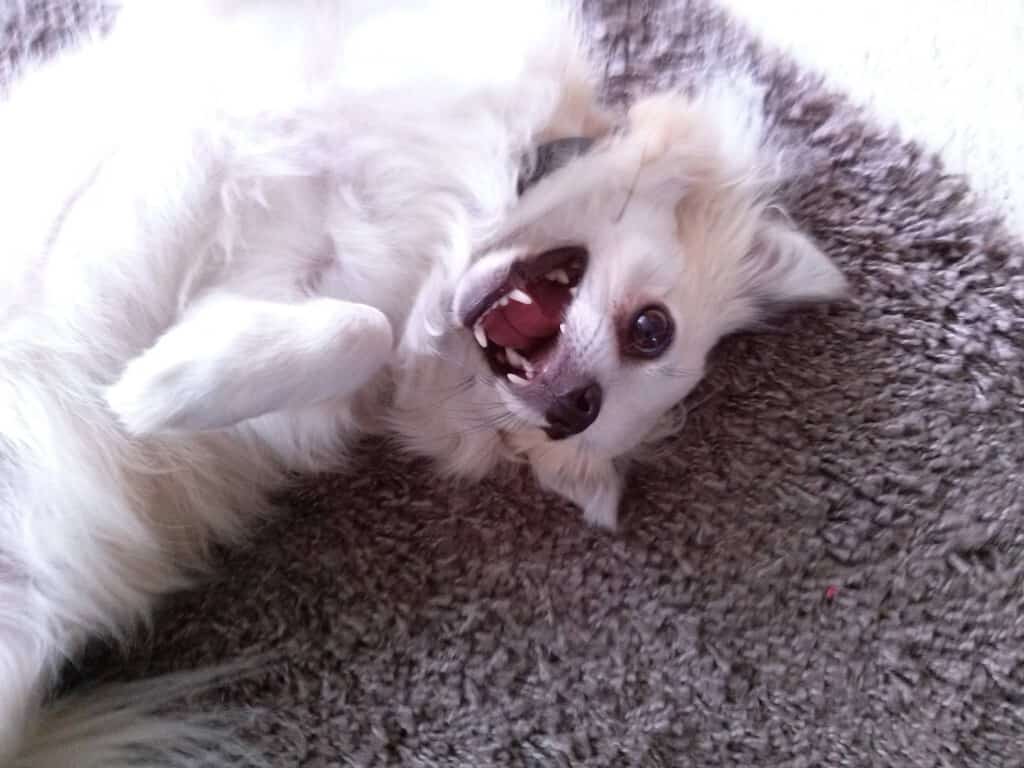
[{"xmin": 482, "ymin": 282, "xmax": 569, "ymax": 351}]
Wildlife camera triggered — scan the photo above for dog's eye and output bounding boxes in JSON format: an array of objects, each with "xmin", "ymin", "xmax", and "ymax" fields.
[{"xmin": 625, "ymin": 305, "xmax": 674, "ymax": 358}]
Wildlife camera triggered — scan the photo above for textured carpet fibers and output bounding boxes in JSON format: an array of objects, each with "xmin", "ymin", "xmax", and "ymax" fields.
[{"xmin": 4, "ymin": 1, "xmax": 1024, "ymax": 766}]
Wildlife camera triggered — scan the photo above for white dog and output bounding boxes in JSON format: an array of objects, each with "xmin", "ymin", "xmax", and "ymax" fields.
[{"xmin": 0, "ymin": 1, "xmax": 846, "ymax": 764}]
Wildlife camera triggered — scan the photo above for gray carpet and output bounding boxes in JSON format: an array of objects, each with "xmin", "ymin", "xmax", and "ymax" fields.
[{"xmin": 6, "ymin": 1, "xmax": 1024, "ymax": 766}]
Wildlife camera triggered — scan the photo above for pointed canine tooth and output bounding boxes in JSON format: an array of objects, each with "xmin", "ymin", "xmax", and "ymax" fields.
[
  {"xmin": 473, "ymin": 323, "xmax": 488, "ymax": 348},
  {"xmin": 507, "ymin": 373, "xmax": 530, "ymax": 387},
  {"xmin": 547, "ymin": 269, "xmax": 570, "ymax": 285},
  {"xmin": 508, "ymin": 288, "xmax": 533, "ymax": 305},
  {"xmin": 559, "ymin": 323, "xmax": 566, "ymax": 334},
  {"xmin": 505, "ymin": 347, "xmax": 528, "ymax": 369},
  {"xmin": 569, "ymin": 286, "xmax": 579, "ymax": 297},
  {"xmin": 498, "ymin": 296, "xmax": 510, "ymax": 307}
]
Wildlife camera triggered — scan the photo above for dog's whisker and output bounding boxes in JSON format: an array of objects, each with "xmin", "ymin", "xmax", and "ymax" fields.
[
  {"xmin": 613, "ymin": 141, "xmax": 648, "ymax": 224},
  {"xmin": 408, "ymin": 411, "xmax": 530, "ymax": 444},
  {"xmin": 683, "ymin": 385, "xmax": 724, "ymax": 414},
  {"xmin": 653, "ymin": 366, "xmax": 705, "ymax": 379}
]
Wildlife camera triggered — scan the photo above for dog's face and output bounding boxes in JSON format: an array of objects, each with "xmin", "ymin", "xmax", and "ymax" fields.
[
  {"xmin": 447, "ymin": 89, "xmax": 847, "ymax": 527},
  {"xmin": 454, "ymin": 201, "xmax": 713, "ymax": 456}
]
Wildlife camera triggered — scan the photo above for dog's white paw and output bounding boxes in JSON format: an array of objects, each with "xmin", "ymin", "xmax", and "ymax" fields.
[
  {"xmin": 106, "ymin": 349, "xmax": 198, "ymax": 435},
  {"xmin": 107, "ymin": 295, "xmax": 393, "ymax": 435}
]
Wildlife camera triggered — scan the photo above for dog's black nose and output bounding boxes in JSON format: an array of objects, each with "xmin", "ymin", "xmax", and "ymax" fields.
[{"xmin": 544, "ymin": 382, "xmax": 602, "ymax": 440}]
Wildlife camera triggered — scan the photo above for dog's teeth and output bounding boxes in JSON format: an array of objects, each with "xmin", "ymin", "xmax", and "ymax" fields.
[
  {"xmin": 497, "ymin": 296, "xmax": 511, "ymax": 307},
  {"xmin": 559, "ymin": 323, "xmax": 566, "ymax": 334},
  {"xmin": 507, "ymin": 373, "xmax": 530, "ymax": 387},
  {"xmin": 505, "ymin": 347, "xmax": 527, "ymax": 369},
  {"xmin": 473, "ymin": 323, "xmax": 488, "ymax": 348},
  {"xmin": 508, "ymin": 289, "xmax": 533, "ymax": 305},
  {"xmin": 569, "ymin": 286, "xmax": 579, "ymax": 297},
  {"xmin": 547, "ymin": 269, "xmax": 570, "ymax": 285}
]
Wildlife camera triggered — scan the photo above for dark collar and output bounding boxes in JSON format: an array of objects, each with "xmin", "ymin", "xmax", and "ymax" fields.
[{"xmin": 516, "ymin": 136, "xmax": 596, "ymax": 196}]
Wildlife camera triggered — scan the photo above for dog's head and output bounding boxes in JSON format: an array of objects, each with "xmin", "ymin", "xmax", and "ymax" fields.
[{"xmin": 445, "ymin": 84, "xmax": 847, "ymax": 527}]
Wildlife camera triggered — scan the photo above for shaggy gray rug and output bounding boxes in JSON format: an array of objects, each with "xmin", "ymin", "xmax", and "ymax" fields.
[{"xmin": 5, "ymin": 1, "xmax": 1024, "ymax": 766}]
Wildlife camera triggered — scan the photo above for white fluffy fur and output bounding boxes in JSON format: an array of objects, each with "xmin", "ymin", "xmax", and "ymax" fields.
[{"xmin": 0, "ymin": 1, "xmax": 845, "ymax": 764}]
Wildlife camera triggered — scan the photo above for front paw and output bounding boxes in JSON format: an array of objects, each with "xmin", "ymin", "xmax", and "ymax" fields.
[
  {"xmin": 106, "ymin": 354, "xmax": 191, "ymax": 436},
  {"xmin": 106, "ymin": 295, "xmax": 394, "ymax": 436}
]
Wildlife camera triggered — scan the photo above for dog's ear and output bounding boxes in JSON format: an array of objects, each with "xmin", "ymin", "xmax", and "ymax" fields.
[
  {"xmin": 530, "ymin": 452, "xmax": 624, "ymax": 530},
  {"xmin": 741, "ymin": 219, "xmax": 848, "ymax": 307}
]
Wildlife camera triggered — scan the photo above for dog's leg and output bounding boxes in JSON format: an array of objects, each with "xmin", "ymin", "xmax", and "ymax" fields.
[{"xmin": 106, "ymin": 293, "xmax": 393, "ymax": 435}]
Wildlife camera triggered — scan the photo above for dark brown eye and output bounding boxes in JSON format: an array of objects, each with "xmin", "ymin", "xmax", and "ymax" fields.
[{"xmin": 625, "ymin": 304, "xmax": 674, "ymax": 358}]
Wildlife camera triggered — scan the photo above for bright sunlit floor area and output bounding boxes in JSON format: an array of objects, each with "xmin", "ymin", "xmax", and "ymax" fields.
[{"xmin": 720, "ymin": 0, "xmax": 1024, "ymax": 234}]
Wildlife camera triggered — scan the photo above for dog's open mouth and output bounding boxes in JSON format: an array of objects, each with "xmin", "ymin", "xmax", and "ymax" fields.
[{"xmin": 464, "ymin": 246, "xmax": 587, "ymax": 385}]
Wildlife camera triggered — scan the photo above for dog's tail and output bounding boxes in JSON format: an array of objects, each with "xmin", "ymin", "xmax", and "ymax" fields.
[{"xmin": 14, "ymin": 668, "xmax": 268, "ymax": 768}]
